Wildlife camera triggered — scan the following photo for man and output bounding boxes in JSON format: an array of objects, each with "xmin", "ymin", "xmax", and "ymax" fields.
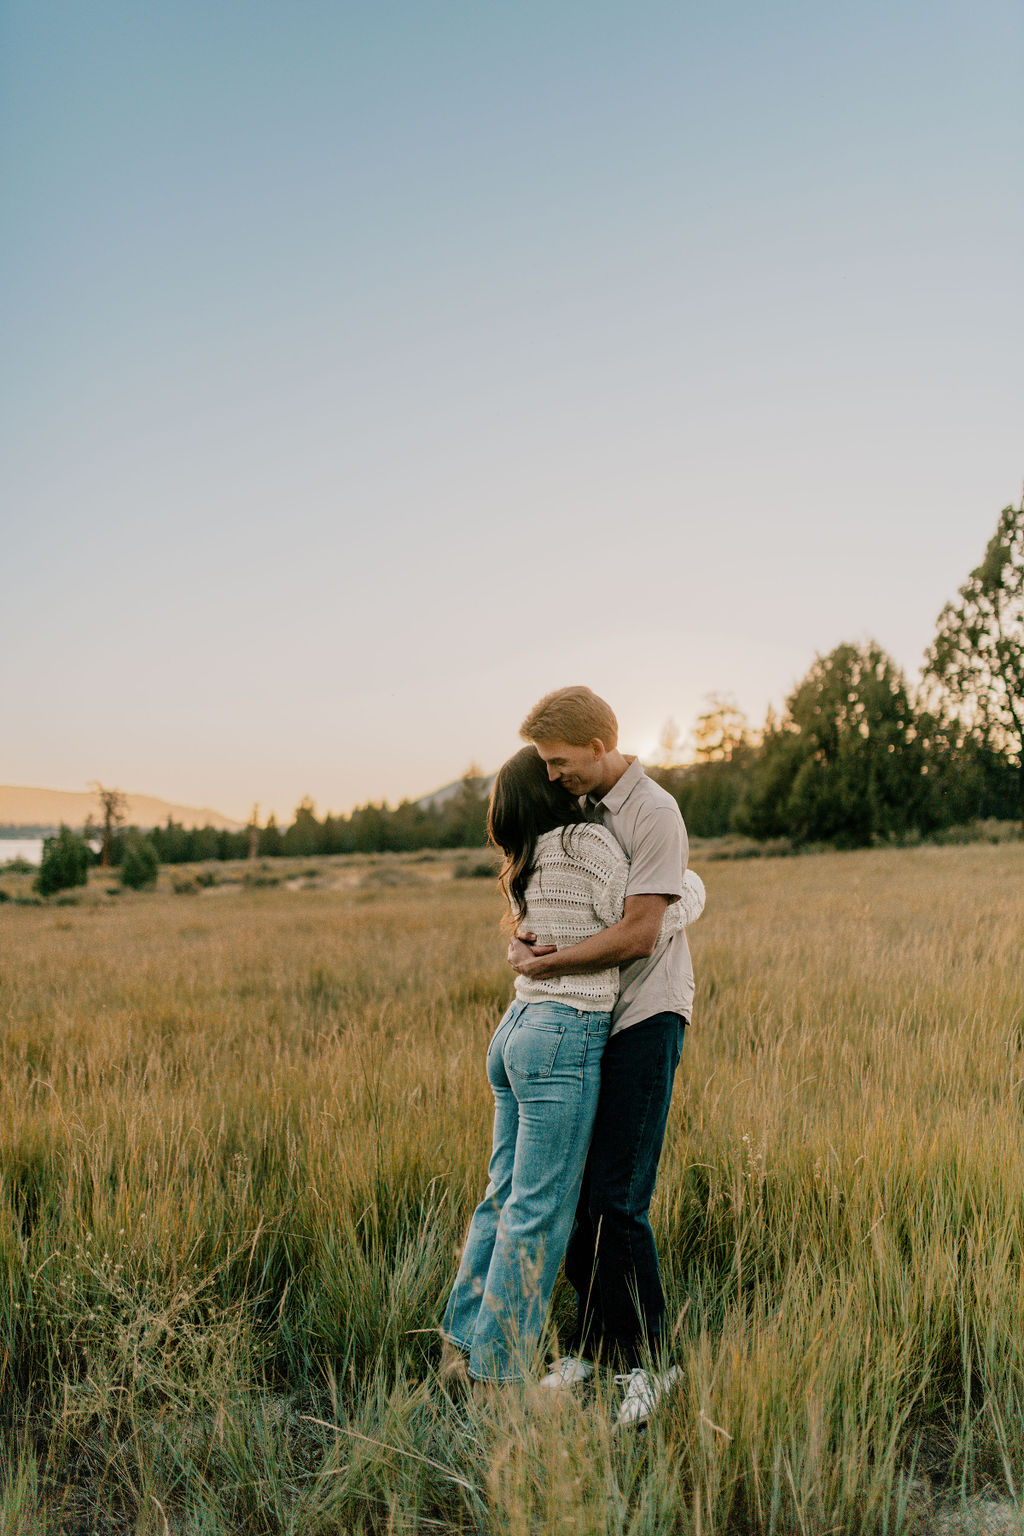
[{"xmin": 510, "ymin": 684, "xmax": 697, "ymax": 1426}]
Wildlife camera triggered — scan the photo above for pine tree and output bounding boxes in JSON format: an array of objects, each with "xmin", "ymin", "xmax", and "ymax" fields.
[
  {"xmin": 736, "ymin": 643, "xmax": 926, "ymax": 846},
  {"xmin": 924, "ymin": 499, "xmax": 1024, "ymax": 823},
  {"xmin": 36, "ymin": 826, "xmax": 91, "ymax": 896},
  {"xmin": 120, "ymin": 830, "xmax": 160, "ymax": 889}
]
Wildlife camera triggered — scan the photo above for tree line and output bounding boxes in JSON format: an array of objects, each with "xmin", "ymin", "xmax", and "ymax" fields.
[
  {"xmin": 653, "ymin": 649, "xmax": 1018, "ymax": 846},
  {"xmin": 659, "ymin": 499, "xmax": 1022, "ymax": 844},
  {"xmin": 148, "ymin": 773, "xmax": 492, "ymax": 863},
  {"xmin": 29, "ymin": 498, "xmax": 1024, "ymax": 892}
]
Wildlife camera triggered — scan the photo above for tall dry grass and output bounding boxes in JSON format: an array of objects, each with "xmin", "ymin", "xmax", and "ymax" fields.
[{"xmin": 1, "ymin": 843, "xmax": 1023, "ymax": 1533}]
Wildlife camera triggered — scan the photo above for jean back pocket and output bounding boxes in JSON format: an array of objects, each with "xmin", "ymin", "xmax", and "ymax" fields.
[{"xmin": 505, "ymin": 1019, "xmax": 565, "ymax": 1081}]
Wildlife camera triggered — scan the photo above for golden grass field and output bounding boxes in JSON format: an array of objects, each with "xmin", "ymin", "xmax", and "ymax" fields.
[{"xmin": 2, "ymin": 842, "xmax": 1024, "ymax": 1534}]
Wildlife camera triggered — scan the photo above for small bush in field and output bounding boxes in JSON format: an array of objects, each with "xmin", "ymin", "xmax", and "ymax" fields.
[
  {"xmin": 35, "ymin": 826, "xmax": 91, "ymax": 897},
  {"xmin": 3, "ymin": 856, "xmax": 36, "ymax": 875},
  {"xmin": 120, "ymin": 831, "xmax": 160, "ymax": 890},
  {"xmin": 359, "ymin": 865, "xmax": 425, "ymax": 889},
  {"xmin": 242, "ymin": 865, "xmax": 282, "ymax": 888},
  {"xmin": 932, "ymin": 818, "xmax": 1021, "ymax": 846},
  {"xmin": 454, "ymin": 855, "xmax": 499, "ymax": 879}
]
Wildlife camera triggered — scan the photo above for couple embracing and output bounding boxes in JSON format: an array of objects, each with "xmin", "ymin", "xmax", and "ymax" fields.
[{"xmin": 441, "ymin": 685, "xmax": 704, "ymax": 1427}]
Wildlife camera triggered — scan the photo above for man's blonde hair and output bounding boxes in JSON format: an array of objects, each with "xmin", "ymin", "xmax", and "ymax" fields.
[{"xmin": 520, "ymin": 686, "xmax": 619, "ymax": 750}]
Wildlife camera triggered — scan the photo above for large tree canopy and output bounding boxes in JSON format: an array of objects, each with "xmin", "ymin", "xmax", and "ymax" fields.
[
  {"xmin": 924, "ymin": 501, "xmax": 1024, "ymax": 818},
  {"xmin": 736, "ymin": 641, "xmax": 926, "ymax": 846}
]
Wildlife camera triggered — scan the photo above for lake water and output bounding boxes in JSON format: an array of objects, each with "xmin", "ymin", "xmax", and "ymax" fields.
[{"xmin": 0, "ymin": 839, "xmax": 44, "ymax": 865}]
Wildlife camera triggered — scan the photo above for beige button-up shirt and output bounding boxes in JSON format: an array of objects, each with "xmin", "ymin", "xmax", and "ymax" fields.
[{"xmin": 590, "ymin": 757, "xmax": 695, "ymax": 1035}]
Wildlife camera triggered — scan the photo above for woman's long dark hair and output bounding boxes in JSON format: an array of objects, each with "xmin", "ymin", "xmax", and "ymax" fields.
[{"xmin": 487, "ymin": 746, "xmax": 591, "ymax": 920}]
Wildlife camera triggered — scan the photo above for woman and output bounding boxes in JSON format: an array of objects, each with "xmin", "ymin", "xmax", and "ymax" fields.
[{"xmin": 441, "ymin": 746, "xmax": 693, "ymax": 1387}]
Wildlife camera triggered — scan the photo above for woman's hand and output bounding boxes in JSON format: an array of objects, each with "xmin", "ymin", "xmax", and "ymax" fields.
[{"xmin": 507, "ymin": 933, "xmax": 556, "ymax": 971}]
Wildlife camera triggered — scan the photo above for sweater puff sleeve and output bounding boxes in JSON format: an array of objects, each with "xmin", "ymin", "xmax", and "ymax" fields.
[{"xmin": 663, "ymin": 868, "xmax": 707, "ymax": 936}]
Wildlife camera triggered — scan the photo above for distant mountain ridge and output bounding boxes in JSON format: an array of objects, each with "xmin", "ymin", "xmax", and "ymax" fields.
[
  {"xmin": 415, "ymin": 772, "xmax": 495, "ymax": 813},
  {"xmin": 0, "ymin": 785, "xmax": 243, "ymax": 833}
]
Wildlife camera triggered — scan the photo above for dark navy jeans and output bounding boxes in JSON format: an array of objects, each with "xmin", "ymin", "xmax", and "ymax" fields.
[{"xmin": 563, "ymin": 1010, "xmax": 686, "ymax": 1369}]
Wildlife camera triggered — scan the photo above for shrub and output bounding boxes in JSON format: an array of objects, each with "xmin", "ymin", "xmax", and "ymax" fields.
[
  {"xmin": 359, "ymin": 865, "xmax": 425, "ymax": 889},
  {"xmin": 242, "ymin": 867, "xmax": 282, "ymax": 888},
  {"xmin": 2, "ymin": 855, "xmax": 36, "ymax": 875},
  {"xmin": 930, "ymin": 818, "xmax": 1022, "ymax": 846},
  {"xmin": 120, "ymin": 831, "xmax": 160, "ymax": 890},
  {"xmin": 35, "ymin": 826, "xmax": 91, "ymax": 897},
  {"xmin": 453, "ymin": 855, "xmax": 499, "ymax": 879}
]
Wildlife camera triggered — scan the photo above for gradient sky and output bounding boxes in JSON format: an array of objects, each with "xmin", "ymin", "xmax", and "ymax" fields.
[{"xmin": 3, "ymin": 1, "xmax": 1021, "ymax": 822}]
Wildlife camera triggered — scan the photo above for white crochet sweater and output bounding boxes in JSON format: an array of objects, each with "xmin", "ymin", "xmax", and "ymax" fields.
[{"xmin": 511, "ymin": 824, "xmax": 705, "ymax": 1011}]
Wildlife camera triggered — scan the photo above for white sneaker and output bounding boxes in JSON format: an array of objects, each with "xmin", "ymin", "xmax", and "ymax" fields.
[
  {"xmin": 540, "ymin": 1355, "xmax": 594, "ymax": 1391},
  {"xmin": 614, "ymin": 1366, "xmax": 682, "ymax": 1428}
]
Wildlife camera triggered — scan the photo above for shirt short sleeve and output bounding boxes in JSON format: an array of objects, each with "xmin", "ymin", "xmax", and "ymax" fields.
[{"xmin": 623, "ymin": 803, "xmax": 686, "ymax": 901}]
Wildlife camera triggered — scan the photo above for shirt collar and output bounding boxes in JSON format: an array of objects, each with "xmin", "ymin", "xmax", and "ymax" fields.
[{"xmin": 591, "ymin": 755, "xmax": 644, "ymax": 815}]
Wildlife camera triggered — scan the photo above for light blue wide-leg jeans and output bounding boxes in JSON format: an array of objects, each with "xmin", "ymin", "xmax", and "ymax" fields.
[{"xmin": 442, "ymin": 998, "xmax": 611, "ymax": 1382}]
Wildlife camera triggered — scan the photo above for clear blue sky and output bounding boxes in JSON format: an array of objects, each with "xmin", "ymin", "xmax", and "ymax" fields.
[{"xmin": 3, "ymin": 1, "xmax": 1021, "ymax": 820}]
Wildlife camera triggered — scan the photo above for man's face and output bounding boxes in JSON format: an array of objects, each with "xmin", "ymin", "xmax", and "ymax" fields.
[{"xmin": 532, "ymin": 738, "xmax": 605, "ymax": 797}]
